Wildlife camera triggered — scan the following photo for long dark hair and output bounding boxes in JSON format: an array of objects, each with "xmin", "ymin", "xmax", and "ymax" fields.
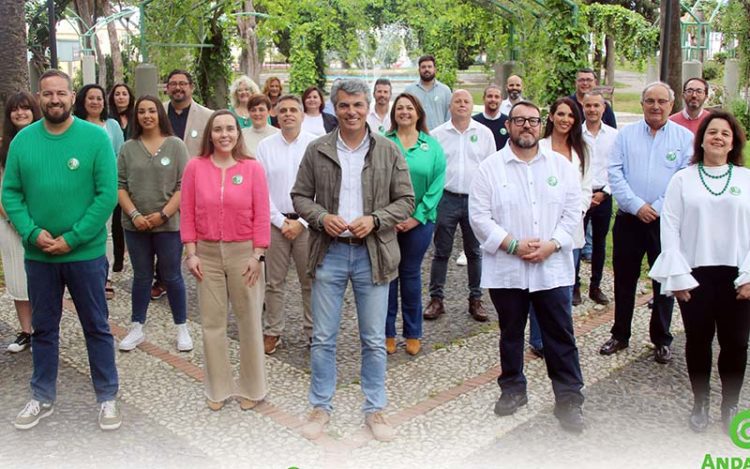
[
  {"xmin": 544, "ymin": 97, "xmax": 588, "ymax": 174},
  {"xmin": 692, "ymin": 110, "xmax": 746, "ymax": 167},
  {"xmin": 73, "ymin": 84, "xmax": 108, "ymax": 121},
  {"xmin": 131, "ymin": 95, "xmax": 174, "ymax": 140},
  {"xmin": 1, "ymin": 91, "xmax": 42, "ymax": 168},
  {"xmin": 108, "ymin": 83, "xmax": 134, "ymax": 121},
  {"xmin": 199, "ymin": 109, "xmax": 251, "ymax": 160},
  {"xmin": 389, "ymin": 92, "xmax": 429, "ymax": 134}
]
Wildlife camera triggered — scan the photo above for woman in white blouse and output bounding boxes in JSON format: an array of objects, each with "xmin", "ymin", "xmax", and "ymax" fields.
[
  {"xmin": 650, "ymin": 111, "xmax": 749, "ymax": 433},
  {"xmin": 301, "ymin": 86, "xmax": 337, "ymax": 136}
]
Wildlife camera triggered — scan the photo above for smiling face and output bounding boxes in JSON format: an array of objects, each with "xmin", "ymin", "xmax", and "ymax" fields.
[
  {"xmin": 575, "ymin": 71, "xmax": 596, "ymax": 96},
  {"xmin": 136, "ymin": 99, "xmax": 159, "ymax": 132},
  {"xmin": 210, "ymin": 114, "xmax": 239, "ymax": 154},
  {"xmin": 334, "ymin": 91, "xmax": 368, "ymax": 134},
  {"xmin": 249, "ymin": 103, "xmax": 269, "ymax": 128},
  {"xmin": 483, "ymin": 87, "xmax": 502, "ymax": 114},
  {"xmin": 449, "ymin": 90, "xmax": 473, "ymax": 120},
  {"xmin": 10, "ymin": 105, "xmax": 35, "ymax": 130},
  {"xmin": 166, "ymin": 73, "xmax": 193, "ymax": 105},
  {"xmin": 84, "ymin": 88, "xmax": 105, "ymax": 120},
  {"xmin": 236, "ymin": 85, "xmax": 252, "ymax": 105},
  {"xmin": 419, "ymin": 60, "xmax": 436, "ymax": 82},
  {"xmin": 39, "ymin": 76, "xmax": 74, "ymax": 124},
  {"xmin": 394, "ymin": 96, "xmax": 419, "ymax": 130},
  {"xmin": 701, "ymin": 118, "xmax": 733, "ymax": 161},
  {"xmin": 267, "ymin": 79, "xmax": 281, "ymax": 98},
  {"xmin": 113, "ymin": 85, "xmax": 131, "ymax": 112},
  {"xmin": 277, "ymin": 98, "xmax": 303, "ymax": 133},
  {"xmin": 507, "ymin": 104, "xmax": 541, "ymax": 149},
  {"xmin": 582, "ymin": 93, "xmax": 605, "ymax": 125},
  {"xmin": 374, "ymin": 84, "xmax": 391, "ymax": 107},
  {"xmin": 642, "ymin": 85, "xmax": 674, "ymax": 130},
  {"xmin": 550, "ymin": 102, "xmax": 576, "ymax": 136},
  {"xmin": 683, "ymin": 79, "xmax": 708, "ymax": 112},
  {"xmin": 304, "ymin": 90, "xmax": 322, "ymax": 115},
  {"xmin": 506, "ymin": 75, "xmax": 523, "ymax": 100}
]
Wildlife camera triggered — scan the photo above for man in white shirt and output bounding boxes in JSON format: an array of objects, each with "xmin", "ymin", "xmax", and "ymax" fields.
[
  {"xmin": 366, "ymin": 78, "xmax": 392, "ymax": 134},
  {"xmin": 499, "ymin": 75, "xmax": 524, "ymax": 116},
  {"xmin": 578, "ymin": 91, "xmax": 618, "ymax": 305},
  {"xmin": 256, "ymin": 95, "xmax": 317, "ymax": 354},
  {"xmin": 427, "ymin": 90, "xmax": 496, "ymax": 322},
  {"xmin": 469, "ymin": 101, "xmax": 585, "ymax": 433}
]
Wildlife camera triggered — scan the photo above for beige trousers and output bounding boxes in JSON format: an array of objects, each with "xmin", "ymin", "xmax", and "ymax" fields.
[
  {"xmin": 263, "ymin": 225, "xmax": 313, "ymax": 338},
  {"xmin": 197, "ymin": 240, "xmax": 267, "ymax": 402}
]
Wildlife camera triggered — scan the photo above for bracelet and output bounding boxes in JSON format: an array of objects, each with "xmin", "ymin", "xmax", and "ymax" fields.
[
  {"xmin": 130, "ymin": 210, "xmax": 142, "ymax": 221},
  {"xmin": 506, "ymin": 239, "xmax": 518, "ymax": 256},
  {"xmin": 160, "ymin": 210, "xmax": 169, "ymax": 223}
]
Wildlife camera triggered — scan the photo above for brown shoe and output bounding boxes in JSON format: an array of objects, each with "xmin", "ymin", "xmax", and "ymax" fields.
[
  {"xmin": 385, "ymin": 337, "xmax": 396, "ymax": 355},
  {"xmin": 423, "ymin": 297, "xmax": 444, "ymax": 320},
  {"xmin": 588, "ymin": 286, "xmax": 609, "ymax": 305},
  {"xmin": 206, "ymin": 399, "xmax": 225, "ymax": 411},
  {"xmin": 300, "ymin": 408, "xmax": 330, "ymax": 440},
  {"xmin": 263, "ymin": 335, "xmax": 281, "ymax": 355},
  {"xmin": 468, "ymin": 298, "xmax": 489, "ymax": 322},
  {"xmin": 239, "ymin": 398, "xmax": 259, "ymax": 410},
  {"xmin": 365, "ymin": 411, "xmax": 395, "ymax": 442},
  {"xmin": 405, "ymin": 338, "xmax": 421, "ymax": 356}
]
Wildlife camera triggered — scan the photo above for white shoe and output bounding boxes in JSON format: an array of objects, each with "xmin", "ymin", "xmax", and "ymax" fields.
[
  {"xmin": 14, "ymin": 399, "xmax": 54, "ymax": 430},
  {"xmin": 119, "ymin": 323, "xmax": 144, "ymax": 351},
  {"xmin": 98, "ymin": 400, "xmax": 122, "ymax": 430},
  {"xmin": 176, "ymin": 323, "xmax": 193, "ymax": 352},
  {"xmin": 456, "ymin": 251, "xmax": 468, "ymax": 266}
]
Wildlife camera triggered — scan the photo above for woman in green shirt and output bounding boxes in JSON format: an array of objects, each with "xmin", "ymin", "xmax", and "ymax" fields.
[
  {"xmin": 229, "ymin": 75, "xmax": 260, "ymax": 129},
  {"xmin": 385, "ymin": 93, "xmax": 446, "ymax": 356}
]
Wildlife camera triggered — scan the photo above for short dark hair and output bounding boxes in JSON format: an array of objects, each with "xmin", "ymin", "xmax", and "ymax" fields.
[
  {"xmin": 389, "ymin": 92, "xmax": 429, "ymax": 134},
  {"xmin": 301, "ymin": 86, "xmax": 326, "ymax": 114},
  {"xmin": 374, "ymin": 78, "xmax": 392, "ymax": 89},
  {"xmin": 692, "ymin": 110, "xmax": 746, "ymax": 167},
  {"xmin": 577, "ymin": 68, "xmax": 596, "ymax": 77},
  {"xmin": 131, "ymin": 95, "xmax": 174, "ymax": 140},
  {"xmin": 1, "ymin": 91, "xmax": 42, "ymax": 168},
  {"xmin": 276, "ymin": 94, "xmax": 303, "ymax": 110},
  {"xmin": 73, "ymin": 84, "xmax": 108, "ymax": 121},
  {"xmin": 483, "ymin": 84, "xmax": 503, "ymax": 97},
  {"xmin": 684, "ymin": 77, "xmax": 709, "ymax": 93},
  {"xmin": 166, "ymin": 69, "xmax": 193, "ymax": 85},
  {"xmin": 508, "ymin": 100, "xmax": 541, "ymax": 118},
  {"xmin": 248, "ymin": 94, "xmax": 271, "ymax": 110},
  {"xmin": 39, "ymin": 69, "xmax": 72, "ymax": 90},
  {"xmin": 418, "ymin": 55, "xmax": 436, "ymax": 67},
  {"xmin": 199, "ymin": 109, "xmax": 251, "ymax": 160}
]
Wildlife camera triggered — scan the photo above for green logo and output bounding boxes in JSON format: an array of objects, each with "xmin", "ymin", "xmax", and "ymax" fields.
[
  {"xmin": 730, "ymin": 409, "xmax": 750, "ymax": 449},
  {"xmin": 160, "ymin": 157, "xmax": 170, "ymax": 166},
  {"xmin": 470, "ymin": 134, "xmax": 478, "ymax": 143},
  {"xmin": 730, "ymin": 186, "xmax": 742, "ymax": 196},
  {"xmin": 420, "ymin": 143, "xmax": 429, "ymax": 151},
  {"xmin": 547, "ymin": 176, "xmax": 558, "ymax": 187},
  {"xmin": 67, "ymin": 158, "xmax": 79, "ymax": 170},
  {"xmin": 500, "ymin": 128, "xmax": 507, "ymax": 135},
  {"xmin": 666, "ymin": 151, "xmax": 677, "ymax": 162},
  {"xmin": 378, "ymin": 125, "xmax": 384, "ymax": 133},
  {"xmin": 232, "ymin": 175, "xmax": 243, "ymax": 185}
]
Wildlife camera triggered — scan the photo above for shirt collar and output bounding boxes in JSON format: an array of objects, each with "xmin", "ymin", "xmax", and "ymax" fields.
[
  {"xmin": 640, "ymin": 119, "xmax": 669, "ymax": 134},
  {"xmin": 448, "ymin": 118, "xmax": 479, "ymax": 134},
  {"xmin": 336, "ymin": 129, "xmax": 369, "ymax": 153},
  {"xmin": 483, "ymin": 111, "xmax": 502, "ymax": 121},
  {"xmin": 502, "ymin": 143, "xmax": 544, "ymax": 165},
  {"xmin": 681, "ymin": 108, "xmax": 706, "ymax": 121},
  {"xmin": 280, "ymin": 130, "xmax": 302, "ymax": 145}
]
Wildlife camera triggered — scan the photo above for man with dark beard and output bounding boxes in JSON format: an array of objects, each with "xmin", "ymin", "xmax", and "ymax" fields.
[
  {"xmin": 163, "ymin": 69, "xmax": 212, "ymax": 158},
  {"xmin": 405, "ymin": 55, "xmax": 452, "ymax": 130},
  {"xmin": 3, "ymin": 70, "xmax": 120, "ymax": 431},
  {"xmin": 473, "ymin": 84, "xmax": 510, "ymax": 150},
  {"xmin": 499, "ymin": 75, "xmax": 524, "ymax": 116},
  {"xmin": 469, "ymin": 100, "xmax": 585, "ymax": 433},
  {"xmin": 669, "ymin": 77, "xmax": 710, "ymax": 134}
]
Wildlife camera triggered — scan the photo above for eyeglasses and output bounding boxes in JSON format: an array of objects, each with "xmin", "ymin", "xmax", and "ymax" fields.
[
  {"xmin": 168, "ymin": 81, "xmax": 190, "ymax": 88},
  {"xmin": 643, "ymin": 98, "xmax": 670, "ymax": 106},
  {"xmin": 509, "ymin": 117, "xmax": 542, "ymax": 127},
  {"xmin": 684, "ymin": 88, "xmax": 706, "ymax": 96},
  {"xmin": 576, "ymin": 78, "xmax": 595, "ymax": 83}
]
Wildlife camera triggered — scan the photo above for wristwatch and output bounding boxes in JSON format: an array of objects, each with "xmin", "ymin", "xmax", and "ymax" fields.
[
  {"xmin": 253, "ymin": 253, "xmax": 265, "ymax": 263},
  {"xmin": 551, "ymin": 238, "xmax": 562, "ymax": 252},
  {"xmin": 372, "ymin": 214, "xmax": 381, "ymax": 230},
  {"xmin": 159, "ymin": 210, "xmax": 170, "ymax": 223}
]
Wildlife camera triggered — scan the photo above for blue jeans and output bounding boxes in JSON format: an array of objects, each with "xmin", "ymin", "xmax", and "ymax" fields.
[
  {"xmin": 429, "ymin": 192, "xmax": 482, "ymax": 299},
  {"xmin": 124, "ymin": 230, "xmax": 187, "ymax": 324},
  {"xmin": 387, "ymin": 221, "xmax": 434, "ymax": 339},
  {"xmin": 529, "ymin": 249, "xmax": 579, "ymax": 350},
  {"xmin": 309, "ymin": 242, "xmax": 389, "ymax": 413},
  {"xmin": 26, "ymin": 256, "xmax": 118, "ymax": 403}
]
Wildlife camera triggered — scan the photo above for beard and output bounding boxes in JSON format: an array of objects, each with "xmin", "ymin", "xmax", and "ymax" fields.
[
  {"xmin": 511, "ymin": 132, "xmax": 537, "ymax": 149},
  {"xmin": 420, "ymin": 71, "xmax": 435, "ymax": 82},
  {"xmin": 508, "ymin": 89, "xmax": 521, "ymax": 101},
  {"xmin": 43, "ymin": 105, "xmax": 72, "ymax": 124}
]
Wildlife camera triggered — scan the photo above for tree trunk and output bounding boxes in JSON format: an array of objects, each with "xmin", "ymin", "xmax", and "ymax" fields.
[
  {"xmin": 94, "ymin": 34, "xmax": 107, "ymax": 88},
  {"xmin": 0, "ymin": 0, "xmax": 29, "ymax": 120},
  {"xmin": 237, "ymin": 0, "xmax": 261, "ymax": 84},
  {"xmin": 660, "ymin": 0, "xmax": 683, "ymax": 111},
  {"xmin": 605, "ymin": 34, "xmax": 616, "ymax": 86},
  {"xmin": 103, "ymin": 0, "xmax": 124, "ymax": 84},
  {"xmin": 593, "ymin": 35, "xmax": 603, "ymax": 82}
]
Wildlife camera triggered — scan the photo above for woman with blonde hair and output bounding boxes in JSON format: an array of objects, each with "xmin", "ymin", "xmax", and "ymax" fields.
[
  {"xmin": 181, "ymin": 109, "xmax": 270, "ymax": 410},
  {"xmin": 262, "ymin": 76, "xmax": 283, "ymax": 120},
  {"xmin": 229, "ymin": 75, "xmax": 261, "ymax": 129}
]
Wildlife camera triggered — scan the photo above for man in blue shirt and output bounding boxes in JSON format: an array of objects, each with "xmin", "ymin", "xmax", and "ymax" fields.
[
  {"xmin": 405, "ymin": 55, "xmax": 452, "ymax": 130},
  {"xmin": 600, "ymin": 82, "xmax": 694, "ymax": 363}
]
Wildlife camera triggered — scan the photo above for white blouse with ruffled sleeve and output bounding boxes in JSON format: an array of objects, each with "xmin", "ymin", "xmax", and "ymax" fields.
[{"xmin": 649, "ymin": 164, "xmax": 750, "ymax": 295}]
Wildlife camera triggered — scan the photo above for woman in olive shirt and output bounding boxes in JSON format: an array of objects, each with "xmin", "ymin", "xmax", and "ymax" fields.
[{"xmin": 384, "ymin": 93, "xmax": 446, "ymax": 356}]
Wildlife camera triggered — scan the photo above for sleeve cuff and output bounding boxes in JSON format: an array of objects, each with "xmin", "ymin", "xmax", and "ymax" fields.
[
  {"xmin": 481, "ymin": 226, "xmax": 508, "ymax": 255},
  {"xmin": 735, "ymin": 252, "xmax": 750, "ymax": 288},
  {"xmin": 551, "ymin": 227, "xmax": 573, "ymax": 251},
  {"xmin": 61, "ymin": 232, "xmax": 80, "ymax": 250},
  {"xmin": 649, "ymin": 249, "xmax": 698, "ymax": 295}
]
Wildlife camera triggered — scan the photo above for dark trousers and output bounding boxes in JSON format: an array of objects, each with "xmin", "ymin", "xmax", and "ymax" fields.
[
  {"xmin": 429, "ymin": 191, "xmax": 482, "ymax": 299},
  {"xmin": 679, "ymin": 266, "xmax": 750, "ymax": 408},
  {"xmin": 111, "ymin": 205, "xmax": 125, "ymax": 269},
  {"xmin": 26, "ymin": 256, "xmax": 119, "ymax": 403},
  {"xmin": 611, "ymin": 212, "xmax": 674, "ymax": 346},
  {"xmin": 489, "ymin": 287, "xmax": 584, "ymax": 404},
  {"xmin": 575, "ymin": 192, "xmax": 612, "ymax": 289}
]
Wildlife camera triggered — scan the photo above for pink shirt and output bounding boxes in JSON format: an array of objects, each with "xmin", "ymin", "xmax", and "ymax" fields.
[
  {"xmin": 669, "ymin": 109, "xmax": 710, "ymax": 135},
  {"xmin": 180, "ymin": 156, "xmax": 270, "ymax": 247}
]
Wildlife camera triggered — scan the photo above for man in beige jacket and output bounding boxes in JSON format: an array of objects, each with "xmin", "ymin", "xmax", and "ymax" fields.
[
  {"xmin": 163, "ymin": 69, "xmax": 212, "ymax": 158},
  {"xmin": 291, "ymin": 78, "xmax": 414, "ymax": 443}
]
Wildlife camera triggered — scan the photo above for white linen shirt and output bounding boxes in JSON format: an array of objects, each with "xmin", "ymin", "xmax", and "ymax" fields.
[
  {"xmin": 432, "ymin": 119, "xmax": 495, "ymax": 194},
  {"xmin": 582, "ymin": 122, "xmax": 618, "ymax": 193},
  {"xmin": 469, "ymin": 145, "xmax": 582, "ymax": 291},
  {"xmin": 500, "ymin": 98, "xmax": 523, "ymax": 116},
  {"xmin": 302, "ymin": 114, "xmax": 326, "ymax": 137},
  {"xmin": 367, "ymin": 108, "xmax": 391, "ymax": 135},
  {"xmin": 336, "ymin": 131, "xmax": 369, "ymax": 236},
  {"xmin": 256, "ymin": 131, "xmax": 317, "ymax": 229},
  {"xmin": 649, "ymin": 165, "xmax": 750, "ymax": 295}
]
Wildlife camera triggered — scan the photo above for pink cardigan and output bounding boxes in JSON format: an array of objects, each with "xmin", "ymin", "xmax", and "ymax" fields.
[{"xmin": 180, "ymin": 156, "xmax": 270, "ymax": 247}]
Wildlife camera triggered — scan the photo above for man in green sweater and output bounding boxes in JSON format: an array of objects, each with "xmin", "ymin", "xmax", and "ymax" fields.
[{"xmin": 2, "ymin": 70, "xmax": 121, "ymax": 431}]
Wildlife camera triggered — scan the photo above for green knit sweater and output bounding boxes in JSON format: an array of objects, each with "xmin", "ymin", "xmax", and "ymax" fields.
[{"xmin": 1, "ymin": 118, "xmax": 117, "ymax": 262}]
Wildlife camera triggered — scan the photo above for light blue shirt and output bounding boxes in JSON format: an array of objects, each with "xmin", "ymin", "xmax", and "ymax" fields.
[
  {"xmin": 609, "ymin": 119, "xmax": 694, "ymax": 215},
  {"xmin": 405, "ymin": 80, "xmax": 452, "ymax": 130}
]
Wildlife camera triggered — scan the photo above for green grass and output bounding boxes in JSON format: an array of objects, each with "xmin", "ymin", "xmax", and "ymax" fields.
[
  {"xmin": 744, "ymin": 144, "xmax": 750, "ymax": 162},
  {"xmin": 613, "ymin": 92, "xmax": 642, "ymax": 114}
]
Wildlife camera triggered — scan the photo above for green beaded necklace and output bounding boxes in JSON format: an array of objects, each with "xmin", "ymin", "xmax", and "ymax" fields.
[{"xmin": 698, "ymin": 162, "xmax": 733, "ymax": 196}]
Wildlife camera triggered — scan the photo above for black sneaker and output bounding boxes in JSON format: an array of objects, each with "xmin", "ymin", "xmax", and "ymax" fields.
[{"xmin": 7, "ymin": 332, "xmax": 31, "ymax": 353}]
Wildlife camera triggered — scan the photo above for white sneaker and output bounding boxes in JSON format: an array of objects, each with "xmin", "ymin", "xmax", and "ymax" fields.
[
  {"xmin": 456, "ymin": 251, "xmax": 468, "ymax": 266},
  {"xmin": 98, "ymin": 400, "xmax": 122, "ymax": 430},
  {"xmin": 14, "ymin": 399, "xmax": 54, "ymax": 430},
  {"xmin": 119, "ymin": 323, "xmax": 144, "ymax": 351},
  {"xmin": 176, "ymin": 323, "xmax": 193, "ymax": 352}
]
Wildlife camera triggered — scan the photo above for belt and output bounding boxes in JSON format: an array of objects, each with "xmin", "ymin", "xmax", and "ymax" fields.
[
  {"xmin": 282, "ymin": 212, "xmax": 300, "ymax": 220},
  {"xmin": 443, "ymin": 190, "xmax": 469, "ymax": 198},
  {"xmin": 335, "ymin": 236, "xmax": 365, "ymax": 245}
]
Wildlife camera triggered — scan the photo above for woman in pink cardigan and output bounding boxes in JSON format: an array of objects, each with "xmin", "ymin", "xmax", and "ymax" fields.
[{"xmin": 180, "ymin": 109, "xmax": 270, "ymax": 411}]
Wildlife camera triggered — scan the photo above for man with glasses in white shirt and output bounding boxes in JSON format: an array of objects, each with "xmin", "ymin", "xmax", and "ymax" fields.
[{"xmin": 469, "ymin": 101, "xmax": 585, "ymax": 433}]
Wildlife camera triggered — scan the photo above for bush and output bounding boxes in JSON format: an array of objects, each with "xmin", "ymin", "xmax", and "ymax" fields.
[
  {"xmin": 712, "ymin": 51, "xmax": 728, "ymax": 65},
  {"xmin": 703, "ymin": 60, "xmax": 723, "ymax": 82},
  {"xmin": 730, "ymin": 99, "xmax": 750, "ymax": 137}
]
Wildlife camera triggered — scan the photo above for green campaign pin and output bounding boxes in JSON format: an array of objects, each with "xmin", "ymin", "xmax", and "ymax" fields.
[
  {"xmin": 730, "ymin": 186, "xmax": 741, "ymax": 196},
  {"xmin": 666, "ymin": 151, "xmax": 677, "ymax": 162},
  {"xmin": 191, "ymin": 129, "xmax": 198, "ymax": 138},
  {"xmin": 420, "ymin": 143, "xmax": 429, "ymax": 151},
  {"xmin": 378, "ymin": 125, "xmax": 384, "ymax": 133},
  {"xmin": 160, "ymin": 157, "xmax": 170, "ymax": 166},
  {"xmin": 500, "ymin": 128, "xmax": 507, "ymax": 135},
  {"xmin": 232, "ymin": 175, "xmax": 243, "ymax": 185},
  {"xmin": 470, "ymin": 135, "xmax": 478, "ymax": 143},
  {"xmin": 547, "ymin": 176, "xmax": 558, "ymax": 187},
  {"xmin": 67, "ymin": 158, "xmax": 80, "ymax": 170}
]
